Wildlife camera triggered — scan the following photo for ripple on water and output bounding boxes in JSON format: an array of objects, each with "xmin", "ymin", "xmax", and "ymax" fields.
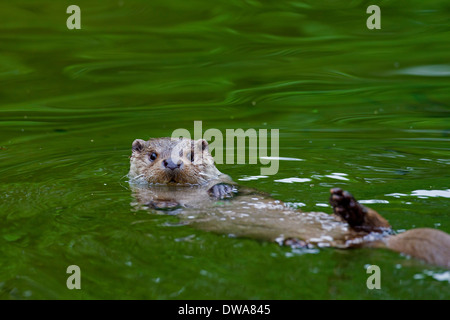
[
  {"xmin": 274, "ymin": 177, "xmax": 311, "ymax": 183},
  {"xmin": 414, "ymin": 270, "xmax": 450, "ymax": 283},
  {"xmin": 388, "ymin": 65, "xmax": 450, "ymax": 77},
  {"xmin": 386, "ymin": 189, "xmax": 450, "ymax": 199}
]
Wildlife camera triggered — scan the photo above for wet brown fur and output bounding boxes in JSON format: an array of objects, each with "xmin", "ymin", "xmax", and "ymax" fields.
[
  {"xmin": 128, "ymin": 137, "xmax": 450, "ymax": 268},
  {"xmin": 129, "ymin": 137, "xmax": 229, "ymax": 185}
]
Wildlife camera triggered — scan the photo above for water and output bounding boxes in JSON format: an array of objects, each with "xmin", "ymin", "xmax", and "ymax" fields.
[{"xmin": 0, "ymin": 0, "xmax": 449, "ymax": 299}]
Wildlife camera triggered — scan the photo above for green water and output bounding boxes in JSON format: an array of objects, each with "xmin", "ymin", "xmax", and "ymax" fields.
[{"xmin": 1, "ymin": 0, "xmax": 449, "ymax": 299}]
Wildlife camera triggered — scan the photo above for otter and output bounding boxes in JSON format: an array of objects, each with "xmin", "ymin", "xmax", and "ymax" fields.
[{"xmin": 128, "ymin": 137, "xmax": 450, "ymax": 268}]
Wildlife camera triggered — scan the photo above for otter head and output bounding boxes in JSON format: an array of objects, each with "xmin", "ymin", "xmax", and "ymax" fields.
[{"xmin": 128, "ymin": 137, "xmax": 221, "ymax": 185}]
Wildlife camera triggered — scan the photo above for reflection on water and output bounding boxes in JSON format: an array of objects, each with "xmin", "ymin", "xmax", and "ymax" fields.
[
  {"xmin": 414, "ymin": 270, "xmax": 450, "ymax": 282},
  {"xmin": 386, "ymin": 190, "xmax": 450, "ymax": 199},
  {"xmin": 274, "ymin": 177, "xmax": 311, "ymax": 183},
  {"xmin": 389, "ymin": 65, "xmax": 450, "ymax": 77},
  {"xmin": 359, "ymin": 200, "xmax": 389, "ymax": 204},
  {"xmin": 238, "ymin": 175, "xmax": 269, "ymax": 181}
]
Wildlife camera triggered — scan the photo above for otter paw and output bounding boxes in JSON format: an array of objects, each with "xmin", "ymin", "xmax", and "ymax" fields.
[
  {"xmin": 146, "ymin": 200, "xmax": 181, "ymax": 210},
  {"xmin": 283, "ymin": 238, "xmax": 312, "ymax": 249},
  {"xmin": 329, "ymin": 188, "xmax": 367, "ymax": 228},
  {"xmin": 208, "ymin": 183, "xmax": 236, "ymax": 199}
]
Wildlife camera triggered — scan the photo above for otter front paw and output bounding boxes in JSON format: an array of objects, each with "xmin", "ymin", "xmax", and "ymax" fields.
[{"xmin": 208, "ymin": 184, "xmax": 236, "ymax": 199}]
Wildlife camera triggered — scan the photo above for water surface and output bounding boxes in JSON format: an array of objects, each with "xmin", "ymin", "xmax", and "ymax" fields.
[{"xmin": 0, "ymin": 0, "xmax": 449, "ymax": 299}]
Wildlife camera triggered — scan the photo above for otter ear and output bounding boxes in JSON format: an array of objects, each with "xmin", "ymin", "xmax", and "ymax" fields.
[
  {"xmin": 132, "ymin": 139, "xmax": 146, "ymax": 153},
  {"xmin": 197, "ymin": 139, "xmax": 208, "ymax": 152}
]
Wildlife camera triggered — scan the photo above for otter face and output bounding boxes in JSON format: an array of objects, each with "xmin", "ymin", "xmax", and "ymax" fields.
[{"xmin": 128, "ymin": 137, "xmax": 221, "ymax": 185}]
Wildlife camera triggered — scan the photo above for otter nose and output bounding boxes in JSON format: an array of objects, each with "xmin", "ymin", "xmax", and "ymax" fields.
[{"xmin": 163, "ymin": 158, "xmax": 182, "ymax": 170}]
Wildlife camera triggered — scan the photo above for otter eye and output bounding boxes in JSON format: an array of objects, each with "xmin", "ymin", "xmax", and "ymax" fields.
[
  {"xmin": 149, "ymin": 152, "xmax": 157, "ymax": 161},
  {"xmin": 189, "ymin": 151, "xmax": 194, "ymax": 162}
]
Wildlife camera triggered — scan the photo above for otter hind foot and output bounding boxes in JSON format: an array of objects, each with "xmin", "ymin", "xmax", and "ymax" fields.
[
  {"xmin": 330, "ymin": 188, "xmax": 367, "ymax": 228},
  {"xmin": 329, "ymin": 188, "xmax": 391, "ymax": 232}
]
